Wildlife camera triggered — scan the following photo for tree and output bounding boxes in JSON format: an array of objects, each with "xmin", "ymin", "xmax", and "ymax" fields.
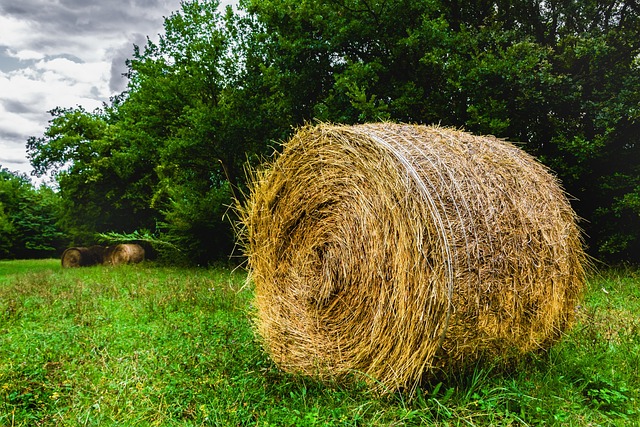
[
  {"xmin": 242, "ymin": 0, "xmax": 640, "ymax": 262},
  {"xmin": 118, "ymin": 0, "xmax": 244, "ymax": 263},
  {"xmin": 0, "ymin": 168, "xmax": 65, "ymax": 259},
  {"xmin": 26, "ymin": 0, "xmax": 640, "ymax": 263},
  {"xmin": 27, "ymin": 106, "xmax": 159, "ymax": 244},
  {"xmin": 119, "ymin": 0, "xmax": 294, "ymax": 263}
]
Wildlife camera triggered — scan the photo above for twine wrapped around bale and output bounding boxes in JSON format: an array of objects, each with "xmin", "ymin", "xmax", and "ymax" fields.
[
  {"xmin": 61, "ymin": 245, "xmax": 105, "ymax": 267},
  {"xmin": 241, "ymin": 123, "xmax": 585, "ymax": 392},
  {"xmin": 103, "ymin": 243, "xmax": 145, "ymax": 266}
]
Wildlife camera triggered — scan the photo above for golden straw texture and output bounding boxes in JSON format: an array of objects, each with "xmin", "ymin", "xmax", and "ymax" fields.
[
  {"xmin": 241, "ymin": 123, "xmax": 585, "ymax": 392},
  {"xmin": 103, "ymin": 243, "xmax": 145, "ymax": 266}
]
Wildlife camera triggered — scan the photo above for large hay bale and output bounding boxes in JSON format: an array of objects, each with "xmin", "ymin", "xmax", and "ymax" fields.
[
  {"xmin": 61, "ymin": 245, "xmax": 105, "ymax": 267},
  {"xmin": 241, "ymin": 123, "xmax": 586, "ymax": 392},
  {"xmin": 103, "ymin": 243, "xmax": 145, "ymax": 266}
]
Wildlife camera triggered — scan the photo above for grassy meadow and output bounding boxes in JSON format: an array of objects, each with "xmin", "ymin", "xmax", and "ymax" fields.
[{"xmin": 0, "ymin": 259, "xmax": 638, "ymax": 426}]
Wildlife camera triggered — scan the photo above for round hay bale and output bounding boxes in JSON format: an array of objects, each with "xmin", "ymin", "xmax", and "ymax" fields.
[
  {"xmin": 61, "ymin": 247, "xmax": 86, "ymax": 268},
  {"xmin": 104, "ymin": 243, "xmax": 145, "ymax": 266},
  {"xmin": 240, "ymin": 123, "xmax": 586, "ymax": 392},
  {"xmin": 61, "ymin": 246, "xmax": 104, "ymax": 267}
]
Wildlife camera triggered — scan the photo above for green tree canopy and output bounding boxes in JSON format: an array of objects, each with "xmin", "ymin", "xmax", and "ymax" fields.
[
  {"xmin": 27, "ymin": 106, "xmax": 158, "ymax": 243},
  {"xmin": 242, "ymin": 0, "xmax": 640, "ymax": 261},
  {"xmin": 0, "ymin": 168, "xmax": 65, "ymax": 259},
  {"xmin": 26, "ymin": 0, "xmax": 640, "ymax": 264}
]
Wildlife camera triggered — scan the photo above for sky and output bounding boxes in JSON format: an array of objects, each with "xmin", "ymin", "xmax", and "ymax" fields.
[{"xmin": 0, "ymin": 0, "xmax": 236, "ymax": 182}]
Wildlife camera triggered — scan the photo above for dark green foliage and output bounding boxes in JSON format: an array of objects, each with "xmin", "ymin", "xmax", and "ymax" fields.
[
  {"xmin": 157, "ymin": 182, "xmax": 235, "ymax": 265},
  {"xmin": 26, "ymin": 107, "xmax": 159, "ymax": 244},
  {"xmin": 0, "ymin": 168, "xmax": 65, "ymax": 259},
  {"xmin": 242, "ymin": 0, "xmax": 640, "ymax": 262},
  {"xmin": 25, "ymin": 0, "xmax": 640, "ymax": 263},
  {"xmin": 121, "ymin": 0, "xmax": 265, "ymax": 263}
]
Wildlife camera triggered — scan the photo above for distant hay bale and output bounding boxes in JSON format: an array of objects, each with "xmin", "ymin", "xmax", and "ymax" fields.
[
  {"xmin": 61, "ymin": 245, "xmax": 105, "ymax": 267},
  {"xmin": 240, "ymin": 123, "xmax": 586, "ymax": 392},
  {"xmin": 103, "ymin": 243, "xmax": 145, "ymax": 266},
  {"xmin": 61, "ymin": 247, "xmax": 87, "ymax": 268}
]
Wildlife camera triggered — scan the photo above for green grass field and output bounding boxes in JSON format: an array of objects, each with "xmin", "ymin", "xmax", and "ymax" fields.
[{"xmin": 0, "ymin": 259, "xmax": 638, "ymax": 426}]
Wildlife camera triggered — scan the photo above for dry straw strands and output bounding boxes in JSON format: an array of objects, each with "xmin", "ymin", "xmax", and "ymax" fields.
[{"xmin": 240, "ymin": 123, "xmax": 585, "ymax": 393}]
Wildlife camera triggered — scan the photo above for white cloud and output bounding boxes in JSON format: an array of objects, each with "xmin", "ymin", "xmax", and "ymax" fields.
[
  {"xmin": 2, "ymin": 59, "xmax": 108, "ymax": 111},
  {"xmin": 0, "ymin": 58, "xmax": 110, "ymax": 176},
  {"xmin": 6, "ymin": 49, "xmax": 45, "ymax": 61},
  {"xmin": 0, "ymin": 15, "xmax": 41, "ymax": 52},
  {"xmin": 0, "ymin": 0, "xmax": 239, "ymax": 180},
  {"xmin": 36, "ymin": 57, "xmax": 111, "ymax": 91}
]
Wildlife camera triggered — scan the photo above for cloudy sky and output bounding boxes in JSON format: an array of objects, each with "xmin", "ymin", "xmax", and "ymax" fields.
[{"xmin": 0, "ymin": 0, "xmax": 235, "ymax": 181}]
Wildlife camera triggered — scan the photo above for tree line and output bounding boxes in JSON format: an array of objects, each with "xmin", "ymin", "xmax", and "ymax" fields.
[{"xmin": 2, "ymin": 0, "xmax": 638, "ymax": 264}]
